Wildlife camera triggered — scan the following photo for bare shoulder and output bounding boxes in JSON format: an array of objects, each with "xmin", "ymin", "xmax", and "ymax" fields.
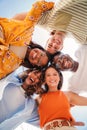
[
  {"xmin": 64, "ymin": 91, "xmax": 82, "ymax": 105},
  {"xmin": 63, "ymin": 91, "xmax": 76, "ymax": 102}
]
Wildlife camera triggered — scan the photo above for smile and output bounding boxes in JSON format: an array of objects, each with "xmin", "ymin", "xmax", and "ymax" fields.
[{"xmin": 30, "ymin": 77, "xmax": 34, "ymax": 82}]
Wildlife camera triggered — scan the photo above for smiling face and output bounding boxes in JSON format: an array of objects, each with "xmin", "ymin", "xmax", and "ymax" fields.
[
  {"xmin": 45, "ymin": 67, "xmax": 60, "ymax": 92},
  {"xmin": 54, "ymin": 54, "xmax": 75, "ymax": 71},
  {"xmin": 29, "ymin": 48, "xmax": 48, "ymax": 67},
  {"xmin": 25, "ymin": 70, "xmax": 42, "ymax": 86},
  {"xmin": 46, "ymin": 32, "xmax": 65, "ymax": 54}
]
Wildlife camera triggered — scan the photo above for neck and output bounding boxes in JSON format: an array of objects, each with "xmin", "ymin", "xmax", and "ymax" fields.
[{"xmin": 49, "ymin": 88, "xmax": 58, "ymax": 92}]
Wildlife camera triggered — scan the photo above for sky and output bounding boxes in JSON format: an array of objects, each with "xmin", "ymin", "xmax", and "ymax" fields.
[{"xmin": 0, "ymin": 0, "xmax": 87, "ymax": 130}]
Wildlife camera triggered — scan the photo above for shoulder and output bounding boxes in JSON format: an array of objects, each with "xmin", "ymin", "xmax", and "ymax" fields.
[
  {"xmin": 64, "ymin": 91, "xmax": 80, "ymax": 105},
  {"xmin": 63, "ymin": 91, "xmax": 74, "ymax": 102}
]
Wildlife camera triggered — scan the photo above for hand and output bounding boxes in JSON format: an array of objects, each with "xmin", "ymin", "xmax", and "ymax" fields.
[{"xmin": 71, "ymin": 121, "xmax": 85, "ymax": 126}]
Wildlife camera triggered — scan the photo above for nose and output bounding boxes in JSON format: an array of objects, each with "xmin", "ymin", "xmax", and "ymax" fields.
[
  {"xmin": 49, "ymin": 75, "xmax": 54, "ymax": 80},
  {"xmin": 52, "ymin": 42, "xmax": 57, "ymax": 47},
  {"xmin": 33, "ymin": 52, "xmax": 38, "ymax": 59}
]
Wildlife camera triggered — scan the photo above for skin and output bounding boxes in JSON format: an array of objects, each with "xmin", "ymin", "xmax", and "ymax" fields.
[
  {"xmin": 45, "ymin": 32, "xmax": 65, "ymax": 54},
  {"xmin": 45, "ymin": 67, "xmax": 60, "ymax": 92},
  {"xmin": 36, "ymin": 67, "xmax": 87, "ymax": 126},
  {"xmin": 53, "ymin": 54, "xmax": 74, "ymax": 70},
  {"xmin": 12, "ymin": 14, "xmax": 65, "ymax": 55},
  {"xmin": 22, "ymin": 70, "xmax": 42, "ymax": 91},
  {"xmin": 29, "ymin": 48, "xmax": 49, "ymax": 67},
  {"xmin": 43, "ymin": 67, "xmax": 87, "ymax": 106}
]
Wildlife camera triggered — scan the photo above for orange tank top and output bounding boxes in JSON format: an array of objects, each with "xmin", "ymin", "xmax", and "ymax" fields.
[{"xmin": 38, "ymin": 91, "xmax": 74, "ymax": 127}]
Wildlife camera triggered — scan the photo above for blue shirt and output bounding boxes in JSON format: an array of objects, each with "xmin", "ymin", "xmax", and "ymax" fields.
[{"xmin": 0, "ymin": 66, "xmax": 40, "ymax": 130}]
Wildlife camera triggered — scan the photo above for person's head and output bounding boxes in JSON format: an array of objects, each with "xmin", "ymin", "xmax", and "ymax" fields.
[
  {"xmin": 43, "ymin": 65, "xmax": 63, "ymax": 92},
  {"xmin": 29, "ymin": 48, "xmax": 49, "ymax": 67},
  {"xmin": 52, "ymin": 53, "xmax": 79, "ymax": 72},
  {"xmin": 21, "ymin": 69, "xmax": 45, "ymax": 97},
  {"xmin": 22, "ymin": 69, "xmax": 43, "ymax": 87},
  {"xmin": 25, "ymin": 41, "xmax": 50, "ymax": 68},
  {"xmin": 45, "ymin": 30, "xmax": 66, "ymax": 55}
]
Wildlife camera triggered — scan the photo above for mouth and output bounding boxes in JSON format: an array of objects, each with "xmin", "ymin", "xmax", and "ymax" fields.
[
  {"xmin": 30, "ymin": 77, "xmax": 34, "ymax": 83},
  {"xmin": 50, "ymin": 80, "xmax": 56, "ymax": 83},
  {"xmin": 56, "ymin": 39, "xmax": 60, "ymax": 43}
]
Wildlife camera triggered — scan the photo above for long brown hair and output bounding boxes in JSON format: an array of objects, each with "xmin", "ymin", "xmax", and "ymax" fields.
[{"xmin": 43, "ymin": 65, "xmax": 63, "ymax": 92}]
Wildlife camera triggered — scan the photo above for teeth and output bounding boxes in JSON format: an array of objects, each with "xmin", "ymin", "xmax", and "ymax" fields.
[
  {"xmin": 56, "ymin": 40, "xmax": 60, "ymax": 44},
  {"xmin": 50, "ymin": 81, "xmax": 55, "ymax": 83},
  {"xmin": 30, "ymin": 78, "xmax": 34, "ymax": 82}
]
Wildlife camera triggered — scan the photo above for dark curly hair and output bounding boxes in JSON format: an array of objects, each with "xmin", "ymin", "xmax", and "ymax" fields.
[{"xmin": 22, "ymin": 69, "xmax": 45, "ymax": 97}]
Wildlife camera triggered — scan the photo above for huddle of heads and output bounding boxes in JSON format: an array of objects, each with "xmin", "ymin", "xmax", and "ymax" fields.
[
  {"xmin": 20, "ymin": 64, "xmax": 63, "ymax": 97},
  {"xmin": 22, "ymin": 30, "xmax": 79, "ymax": 96},
  {"xmin": 24, "ymin": 30, "xmax": 65, "ymax": 68},
  {"xmin": 24, "ymin": 31, "xmax": 78, "ymax": 71}
]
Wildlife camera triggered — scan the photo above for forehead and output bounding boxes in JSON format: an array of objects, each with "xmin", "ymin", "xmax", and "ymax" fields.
[
  {"xmin": 54, "ymin": 55, "xmax": 69, "ymax": 59},
  {"xmin": 32, "ymin": 48, "xmax": 42, "ymax": 51},
  {"xmin": 46, "ymin": 67, "xmax": 58, "ymax": 73},
  {"xmin": 52, "ymin": 33, "xmax": 64, "ymax": 38},
  {"xmin": 47, "ymin": 34, "xmax": 64, "ymax": 42},
  {"xmin": 29, "ymin": 70, "xmax": 41, "ymax": 75}
]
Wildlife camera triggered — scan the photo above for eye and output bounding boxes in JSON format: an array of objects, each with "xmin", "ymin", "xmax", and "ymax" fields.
[
  {"xmin": 34, "ymin": 50, "xmax": 38, "ymax": 53},
  {"xmin": 54, "ymin": 47, "xmax": 57, "ymax": 51},
  {"xmin": 53, "ymin": 73, "xmax": 58, "ymax": 76},
  {"xmin": 48, "ymin": 44, "xmax": 52, "ymax": 48},
  {"xmin": 40, "ymin": 53, "xmax": 44, "ymax": 56},
  {"xmin": 46, "ymin": 74, "xmax": 51, "ymax": 77}
]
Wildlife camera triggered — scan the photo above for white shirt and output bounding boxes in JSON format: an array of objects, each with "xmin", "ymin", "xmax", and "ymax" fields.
[
  {"xmin": 38, "ymin": 0, "xmax": 87, "ymax": 44},
  {"xmin": 68, "ymin": 44, "xmax": 87, "ymax": 94}
]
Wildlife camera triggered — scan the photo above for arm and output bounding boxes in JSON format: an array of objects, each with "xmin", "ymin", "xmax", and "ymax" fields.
[
  {"xmin": 0, "ymin": 98, "xmax": 39, "ymax": 130},
  {"xmin": 12, "ymin": 0, "xmax": 54, "ymax": 21},
  {"xmin": 12, "ymin": 12, "xmax": 27, "ymax": 20},
  {"xmin": 66, "ymin": 91, "xmax": 87, "ymax": 106},
  {"xmin": 12, "ymin": 1, "xmax": 54, "ymax": 22}
]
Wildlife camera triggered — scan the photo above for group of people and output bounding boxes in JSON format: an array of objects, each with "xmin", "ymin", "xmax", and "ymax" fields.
[{"xmin": 0, "ymin": 0, "xmax": 87, "ymax": 130}]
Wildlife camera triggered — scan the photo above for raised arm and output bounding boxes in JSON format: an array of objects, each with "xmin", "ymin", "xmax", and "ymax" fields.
[
  {"xmin": 12, "ymin": 12, "xmax": 27, "ymax": 20},
  {"xmin": 66, "ymin": 91, "xmax": 87, "ymax": 106},
  {"xmin": 12, "ymin": 0, "xmax": 54, "ymax": 21}
]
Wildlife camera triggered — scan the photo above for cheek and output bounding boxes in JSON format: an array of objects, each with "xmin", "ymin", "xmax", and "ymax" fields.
[
  {"xmin": 57, "ymin": 45, "xmax": 62, "ymax": 49},
  {"xmin": 25, "ymin": 78, "xmax": 30, "ymax": 85},
  {"xmin": 45, "ymin": 77, "xmax": 49, "ymax": 84},
  {"xmin": 36, "ymin": 78, "xmax": 39, "ymax": 83},
  {"xmin": 41, "ymin": 57, "xmax": 48, "ymax": 66}
]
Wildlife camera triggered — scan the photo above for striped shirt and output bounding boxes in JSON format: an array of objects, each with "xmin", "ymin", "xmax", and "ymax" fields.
[{"xmin": 38, "ymin": 0, "xmax": 87, "ymax": 44}]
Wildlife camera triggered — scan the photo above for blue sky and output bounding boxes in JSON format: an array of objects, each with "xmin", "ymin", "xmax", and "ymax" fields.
[
  {"xmin": 0, "ymin": 0, "xmax": 87, "ymax": 130},
  {"xmin": 0, "ymin": 0, "xmax": 35, "ymax": 18}
]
